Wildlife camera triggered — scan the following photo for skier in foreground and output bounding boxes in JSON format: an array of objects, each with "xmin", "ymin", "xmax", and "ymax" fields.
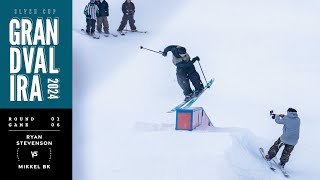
[
  {"xmin": 162, "ymin": 45, "xmax": 204, "ymax": 101},
  {"xmin": 265, "ymin": 108, "xmax": 300, "ymax": 168}
]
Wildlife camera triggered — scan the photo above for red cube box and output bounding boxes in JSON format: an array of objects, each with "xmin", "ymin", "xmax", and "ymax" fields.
[{"xmin": 176, "ymin": 107, "xmax": 211, "ymax": 131}]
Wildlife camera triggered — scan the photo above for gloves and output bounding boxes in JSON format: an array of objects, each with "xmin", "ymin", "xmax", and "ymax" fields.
[
  {"xmin": 192, "ymin": 56, "xmax": 200, "ymax": 61},
  {"xmin": 162, "ymin": 52, "xmax": 167, "ymax": 57}
]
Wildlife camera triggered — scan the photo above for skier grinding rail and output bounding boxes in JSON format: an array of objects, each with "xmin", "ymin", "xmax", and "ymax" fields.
[
  {"xmin": 161, "ymin": 45, "xmax": 204, "ymax": 101},
  {"xmin": 140, "ymin": 45, "xmax": 213, "ymax": 112}
]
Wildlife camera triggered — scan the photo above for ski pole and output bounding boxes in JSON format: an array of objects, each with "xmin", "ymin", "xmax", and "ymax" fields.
[
  {"xmin": 197, "ymin": 61, "xmax": 208, "ymax": 85},
  {"xmin": 140, "ymin": 46, "xmax": 162, "ymax": 54}
]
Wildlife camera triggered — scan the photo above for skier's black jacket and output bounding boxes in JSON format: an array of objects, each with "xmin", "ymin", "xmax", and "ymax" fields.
[
  {"xmin": 122, "ymin": 1, "xmax": 135, "ymax": 15},
  {"xmin": 97, "ymin": 1, "xmax": 109, "ymax": 16},
  {"xmin": 163, "ymin": 45, "xmax": 198, "ymax": 68}
]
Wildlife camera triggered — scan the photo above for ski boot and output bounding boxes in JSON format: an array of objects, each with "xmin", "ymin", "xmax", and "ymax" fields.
[
  {"xmin": 117, "ymin": 30, "xmax": 125, "ymax": 35},
  {"xmin": 265, "ymin": 154, "xmax": 271, "ymax": 161},
  {"xmin": 92, "ymin": 32, "xmax": 100, "ymax": 39},
  {"xmin": 279, "ymin": 162, "xmax": 285, "ymax": 168},
  {"xmin": 193, "ymin": 89, "xmax": 203, "ymax": 97},
  {"xmin": 193, "ymin": 90, "xmax": 202, "ymax": 97},
  {"xmin": 184, "ymin": 93, "xmax": 193, "ymax": 102}
]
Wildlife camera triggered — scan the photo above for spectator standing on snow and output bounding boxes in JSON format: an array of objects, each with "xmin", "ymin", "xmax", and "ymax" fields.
[
  {"xmin": 84, "ymin": 0, "xmax": 99, "ymax": 35},
  {"xmin": 95, "ymin": 0, "xmax": 110, "ymax": 34},
  {"xmin": 117, "ymin": 0, "xmax": 137, "ymax": 33}
]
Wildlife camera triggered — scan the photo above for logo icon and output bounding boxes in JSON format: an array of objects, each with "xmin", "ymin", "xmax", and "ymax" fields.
[{"xmin": 31, "ymin": 151, "xmax": 38, "ymax": 158}]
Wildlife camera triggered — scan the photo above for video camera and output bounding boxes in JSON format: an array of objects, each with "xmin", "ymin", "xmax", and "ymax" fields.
[{"xmin": 270, "ymin": 110, "xmax": 276, "ymax": 119}]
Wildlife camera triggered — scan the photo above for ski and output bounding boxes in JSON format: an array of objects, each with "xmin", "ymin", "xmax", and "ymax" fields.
[
  {"xmin": 259, "ymin": 148, "xmax": 276, "ymax": 171},
  {"xmin": 110, "ymin": 33, "xmax": 118, "ymax": 37},
  {"xmin": 167, "ymin": 101, "xmax": 189, "ymax": 113},
  {"xmin": 184, "ymin": 78, "xmax": 214, "ymax": 108},
  {"xmin": 123, "ymin": 29, "xmax": 147, "ymax": 33},
  {"xmin": 102, "ymin": 33, "xmax": 118, "ymax": 37},
  {"xmin": 167, "ymin": 78, "xmax": 214, "ymax": 113},
  {"xmin": 81, "ymin": 29, "xmax": 100, "ymax": 39},
  {"xmin": 272, "ymin": 157, "xmax": 290, "ymax": 178}
]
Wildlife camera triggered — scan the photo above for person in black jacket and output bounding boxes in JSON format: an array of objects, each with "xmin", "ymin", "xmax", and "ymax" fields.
[
  {"xmin": 95, "ymin": 0, "xmax": 109, "ymax": 34},
  {"xmin": 117, "ymin": 0, "xmax": 137, "ymax": 32},
  {"xmin": 162, "ymin": 45, "xmax": 204, "ymax": 101}
]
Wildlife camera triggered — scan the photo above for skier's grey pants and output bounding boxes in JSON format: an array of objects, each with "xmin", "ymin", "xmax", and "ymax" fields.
[{"xmin": 97, "ymin": 16, "xmax": 109, "ymax": 33}]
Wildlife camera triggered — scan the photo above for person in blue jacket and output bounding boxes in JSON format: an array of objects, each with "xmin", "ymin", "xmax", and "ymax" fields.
[
  {"xmin": 162, "ymin": 45, "xmax": 204, "ymax": 101},
  {"xmin": 265, "ymin": 108, "xmax": 301, "ymax": 167}
]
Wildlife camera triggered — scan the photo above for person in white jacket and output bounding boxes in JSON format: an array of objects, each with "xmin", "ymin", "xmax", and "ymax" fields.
[{"xmin": 84, "ymin": 0, "xmax": 99, "ymax": 35}]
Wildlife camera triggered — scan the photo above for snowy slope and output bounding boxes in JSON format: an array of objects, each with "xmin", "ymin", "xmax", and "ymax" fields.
[{"xmin": 73, "ymin": 0, "xmax": 320, "ymax": 180}]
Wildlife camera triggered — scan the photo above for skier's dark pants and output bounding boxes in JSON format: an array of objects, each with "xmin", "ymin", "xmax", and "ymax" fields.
[
  {"xmin": 267, "ymin": 138, "xmax": 295, "ymax": 165},
  {"xmin": 176, "ymin": 65, "xmax": 204, "ymax": 96},
  {"xmin": 118, "ymin": 14, "xmax": 136, "ymax": 31},
  {"xmin": 86, "ymin": 19, "xmax": 96, "ymax": 34}
]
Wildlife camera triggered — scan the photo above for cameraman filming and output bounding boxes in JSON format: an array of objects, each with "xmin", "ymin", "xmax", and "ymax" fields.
[{"xmin": 265, "ymin": 108, "xmax": 300, "ymax": 168}]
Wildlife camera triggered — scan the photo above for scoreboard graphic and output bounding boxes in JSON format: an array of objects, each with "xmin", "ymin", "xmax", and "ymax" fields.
[{"xmin": 0, "ymin": 1, "xmax": 72, "ymax": 179}]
